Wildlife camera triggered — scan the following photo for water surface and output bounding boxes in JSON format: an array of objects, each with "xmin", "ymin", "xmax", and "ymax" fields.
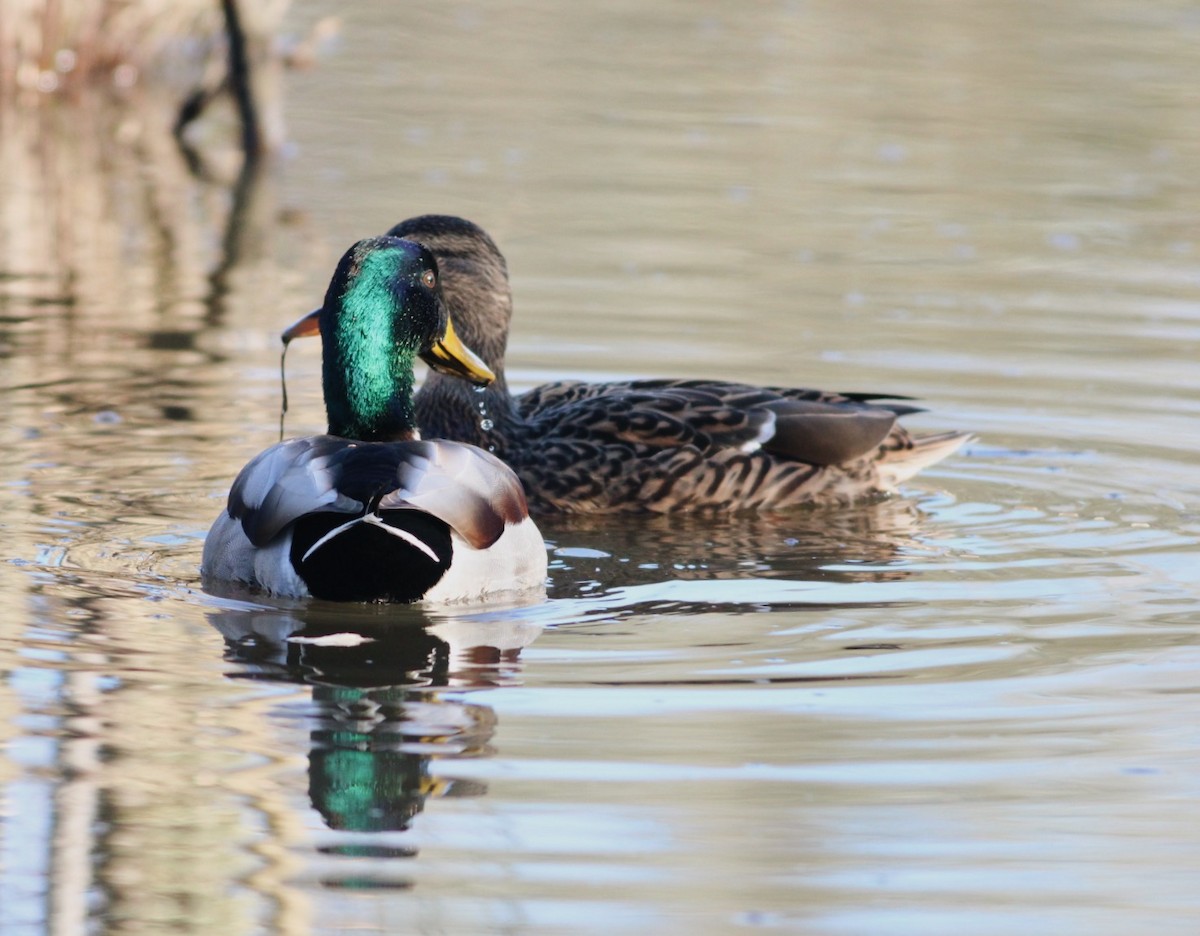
[{"xmin": 2, "ymin": 1, "xmax": 1199, "ymax": 933}]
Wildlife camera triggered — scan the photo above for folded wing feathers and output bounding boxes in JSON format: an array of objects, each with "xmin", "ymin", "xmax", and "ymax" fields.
[
  {"xmin": 380, "ymin": 442, "xmax": 527, "ymax": 550},
  {"xmin": 230, "ymin": 439, "xmax": 359, "ymax": 545},
  {"xmin": 519, "ymin": 378, "xmax": 906, "ymax": 467},
  {"xmin": 762, "ymin": 400, "xmax": 898, "ymax": 465},
  {"xmin": 229, "ymin": 436, "xmax": 528, "ymax": 554}
]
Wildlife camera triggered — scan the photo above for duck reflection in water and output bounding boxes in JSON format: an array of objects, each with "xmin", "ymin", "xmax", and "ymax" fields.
[
  {"xmin": 540, "ymin": 494, "xmax": 936, "ymax": 618},
  {"xmin": 209, "ymin": 601, "xmax": 540, "ymax": 840}
]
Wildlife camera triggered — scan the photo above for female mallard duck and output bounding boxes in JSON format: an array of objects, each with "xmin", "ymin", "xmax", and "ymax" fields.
[
  {"xmin": 287, "ymin": 216, "xmax": 971, "ymax": 513},
  {"xmin": 201, "ymin": 235, "xmax": 547, "ymax": 602}
]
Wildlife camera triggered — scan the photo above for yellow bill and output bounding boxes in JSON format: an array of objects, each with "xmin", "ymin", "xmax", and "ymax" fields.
[{"xmin": 421, "ymin": 317, "xmax": 495, "ymax": 387}]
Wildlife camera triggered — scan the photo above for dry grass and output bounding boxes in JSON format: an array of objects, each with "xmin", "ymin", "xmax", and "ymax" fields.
[{"xmin": 0, "ymin": 0, "xmax": 291, "ymax": 96}]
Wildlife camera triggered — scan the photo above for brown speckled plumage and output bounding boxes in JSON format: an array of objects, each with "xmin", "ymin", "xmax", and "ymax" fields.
[{"xmin": 391, "ymin": 215, "xmax": 971, "ymax": 514}]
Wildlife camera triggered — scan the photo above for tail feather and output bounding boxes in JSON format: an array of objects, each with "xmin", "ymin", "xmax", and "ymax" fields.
[
  {"xmin": 878, "ymin": 431, "xmax": 974, "ymax": 488},
  {"xmin": 290, "ymin": 509, "xmax": 454, "ymax": 602}
]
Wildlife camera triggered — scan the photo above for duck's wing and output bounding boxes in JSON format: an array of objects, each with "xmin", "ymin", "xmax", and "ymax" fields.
[
  {"xmin": 506, "ymin": 378, "xmax": 974, "ymax": 512},
  {"xmin": 375, "ymin": 440, "xmax": 530, "ymax": 549},
  {"xmin": 228, "ymin": 436, "xmax": 528, "ymax": 550},
  {"xmin": 516, "ymin": 378, "xmax": 909, "ymax": 466},
  {"xmin": 227, "ymin": 437, "xmax": 364, "ymax": 546}
]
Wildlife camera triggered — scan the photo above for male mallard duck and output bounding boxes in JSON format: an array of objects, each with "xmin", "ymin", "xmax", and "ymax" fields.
[
  {"xmin": 201, "ymin": 236, "xmax": 547, "ymax": 602},
  {"xmin": 288, "ymin": 216, "xmax": 971, "ymax": 513}
]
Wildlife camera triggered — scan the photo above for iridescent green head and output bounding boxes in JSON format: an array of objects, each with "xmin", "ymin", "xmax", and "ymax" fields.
[{"xmin": 310, "ymin": 236, "xmax": 493, "ymax": 440}]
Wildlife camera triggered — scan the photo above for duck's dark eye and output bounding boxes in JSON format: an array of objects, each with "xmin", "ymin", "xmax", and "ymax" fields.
[{"xmin": 421, "ymin": 270, "xmax": 436, "ymax": 289}]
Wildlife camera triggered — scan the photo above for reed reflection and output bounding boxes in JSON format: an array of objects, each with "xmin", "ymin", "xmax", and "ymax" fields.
[
  {"xmin": 0, "ymin": 69, "xmax": 293, "ymax": 418},
  {"xmin": 0, "ymin": 82, "xmax": 312, "ymax": 590}
]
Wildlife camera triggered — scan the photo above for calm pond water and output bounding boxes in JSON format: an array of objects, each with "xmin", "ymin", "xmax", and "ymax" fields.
[{"xmin": 2, "ymin": 1, "xmax": 1199, "ymax": 933}]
